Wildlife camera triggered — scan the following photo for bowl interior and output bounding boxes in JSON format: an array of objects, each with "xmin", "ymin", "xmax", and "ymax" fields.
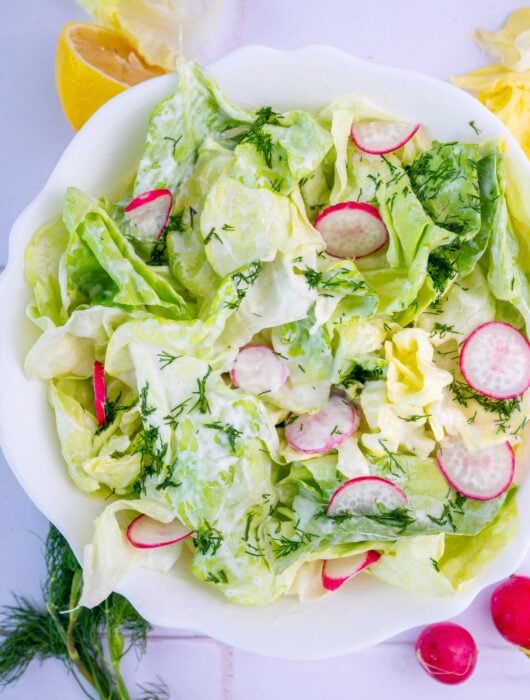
[{"xmin": 1, "ymin": 44, "xmax": 529, "ymax": 660}]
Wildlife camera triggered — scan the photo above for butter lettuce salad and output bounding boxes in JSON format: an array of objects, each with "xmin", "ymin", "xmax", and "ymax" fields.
[{"xmin": 24, "ymin": 61, "xmax": 530, "ymax": 607}]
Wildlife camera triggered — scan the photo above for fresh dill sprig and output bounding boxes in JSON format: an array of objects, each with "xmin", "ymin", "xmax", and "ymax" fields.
[
  {"xmin": 137, "ymin": 679, "xmax": 171, "ymax": 700},
  {"xmin": 0, "ymin": 525, "xmax": 159, "ymax": 698},
  {"xmin": 469, "ymin": 120, "xmax": 481, "ymax": 135}
]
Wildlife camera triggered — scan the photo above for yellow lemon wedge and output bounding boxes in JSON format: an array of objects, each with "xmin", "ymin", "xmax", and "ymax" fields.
[
  {"xmin": 55, "ymin": 21, "xmax": 166, "ymax": 130},
  {"xmin": 76, "ymin": 0, "xmax": 224, "ymax": 71}
]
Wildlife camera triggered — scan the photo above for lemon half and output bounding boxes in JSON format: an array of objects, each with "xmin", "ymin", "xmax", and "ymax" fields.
[{"xmin": 55, "ymin": 21, "xmax": 166, "ymax": 130}]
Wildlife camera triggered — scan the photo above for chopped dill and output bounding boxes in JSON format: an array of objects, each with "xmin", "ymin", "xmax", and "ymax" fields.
[
  {"xmin": 163, "ymin": 134, "xmax": 182, "ymax": 155},
  {"xmin": 240, "ymin": 106, "xmax": 281, "ymax": 168},
  {"xmin": 450, "ymin": 379, "xmax": 521, "ymax": 433},
  {"xmin": 427, "ymin": 492, "xmax": 467, "ymax": 531},
  {"xmin": 364, "ymin": 507, "xmax": 415, "ymax": 534},
  {"xmin": 378, "ymin": 440, "xmax": 405, "ymax": 476},
  {"xmin": 193, "ymin": 523, "xmax": 223, "ymax": 556},
  {"xmin": 430, "ymin": 322, "xmax": 462, "ymax": 340},
  {"xmin": 269, "ymin": 520, "xmax": 316, "ymax": 559},
  {"xmin": 167, "ymin": 210, "xmax": 185, "ymax": 233},
  {"xmin": 163, "ymin": 398, "xmax": 191, "ymax": 429},
  {"xmin": 402, "ymin": 413, "xmax": 431, "ymax": 422},
  {"xmin": 205, "ymin": 569, "xmax": 229, "ymax": 585},
  {"xmin": 190, "ymin": 366, "xmax": 213, "ymax": 414},
  {"xmin": 303, "ymin": 267, "xmax": 367, "ymax": 295},
  {"xmin": 427, "ymin": 249, "xmax": 457, "ymax": 294},
  {"xmin": 430, "ymin": 557, "xmax": 441, "ymax": 572},
  {"xmin": 224, "ymin": 261, "xmax": 263, "ymax": 310},
  {"xmin": 139, "ymin": 383, "xmax": 156, "ymax": 418},
  {"xmin": 204, "ymin": 227, "xmax": 222, "ymax": 245},
  {"xmin": 468, "ymin": 120, "xmax": 481, "ymax": 135},
  {"xmin": 157, "ymin": 350, "xmax": 182, "ymax": 369},
  {"xmin": 204, "ymin": 421, "xmax": 242, "ymax": 452},
  {"xmin": 95, "ymin": 393, "xmax": 132, "ymax": 434},
  {"xmin": 340, "ymin": 362, "xmax": 385, "ymax": 387}
]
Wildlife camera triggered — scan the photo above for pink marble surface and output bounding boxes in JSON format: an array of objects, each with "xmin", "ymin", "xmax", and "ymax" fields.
[{"xmin": 1, "ymin": 1, "xmax": 529, "ymax": 697}]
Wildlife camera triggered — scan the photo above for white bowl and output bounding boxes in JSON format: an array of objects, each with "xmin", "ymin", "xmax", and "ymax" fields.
[{"xmin": 1, "ymin": 45, "xmax": 529, "ymax": 661}]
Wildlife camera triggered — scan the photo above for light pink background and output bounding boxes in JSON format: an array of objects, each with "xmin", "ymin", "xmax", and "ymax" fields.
[{"xmin": 1, "ymin": 1, "xmax": 529, "ymax": 697}]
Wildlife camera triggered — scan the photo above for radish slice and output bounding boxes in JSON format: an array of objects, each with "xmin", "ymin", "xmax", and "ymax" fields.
[
  {"xmin": 230, "ymin": 345, "xmax": 289, "ymax": 394},
  {"xmin": 314, "ymin": 202, "xmax": 388, "ymax": 259},
  {"xmin": 93, "ymin": 360, "xmax": 106, "ymax": 426},
  {"xmin": 327, "ymin": 476, "xmax": 408, "ymax": 517},
  {"xmin": 285, "ymin": 395, "xmax": 360, "ymax": 454},
  {"xmin": 436, "ymin": 438, "xmax": 514, "ymax": 500},
  {"xmin": 460, "ymin": 321, "xmax": 530, "ymax": 399},
  {"xmin": 322, "ymin": 550, "xmax": 381, "ymax": 592},
  {"xmin": 351, "ymin": 120, "xmax": 420, "ymax": 155},
  {"xmin": 124, "ymin": 189, "xmax": 173, "ymax": 239},
  {"xmin": 126, "ymin": 514, "xmax": 193, "ymax": 549}
]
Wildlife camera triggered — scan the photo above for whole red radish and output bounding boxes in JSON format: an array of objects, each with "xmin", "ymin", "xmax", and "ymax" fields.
[
  {"xmin": 491, "ymin": 575, "xmax": 530, "ymax": 654},
  {"xmin": 415, "ymin": 622, "xmax": 477, "ymax": 684}
]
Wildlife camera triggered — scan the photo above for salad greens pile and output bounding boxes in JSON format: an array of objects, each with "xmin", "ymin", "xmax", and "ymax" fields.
[{"xmin": 24, "ymin": 61, "xmax": 529, "ymax": 607}]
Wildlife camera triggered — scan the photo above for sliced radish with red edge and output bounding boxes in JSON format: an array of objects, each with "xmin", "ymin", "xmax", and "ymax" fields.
[
  {"xmin": 126, "ymin": 514, "xmax": 193, "ymax": 549},
  {"xmin": 436, "ymin": 438, "xmax": 514, "ymax": 500},
  {"xmin": 314, "ymin": 202, "xmax": 388, "ymax": 259},
  {"xmin": 124, "ymin": 189, "xmax": 173, "ymax": 239},
  {"xmin": 230, "ymin": 345, "xmax": 289, "ymax": 394},
  {"xmin": 93, "ymin": 360, "xmax": 106, "ymax": 426},
  {"xmin": 327, "ymin": 475, "xmax": 408, "ymax": 517},
  {"xmin": 351, "ymin": 120, "xmax": 420, "ymax": 155},
  {"xmin": 322, "ymin": 550, "xmax": 381, "ymax": 591},
  {"xmin": 285, "ymin": 395, "xmax": 360, "ymax": 454},
  {"xmin": 460, "ymin": 321, "xmax": 530, "ymax": 399}
]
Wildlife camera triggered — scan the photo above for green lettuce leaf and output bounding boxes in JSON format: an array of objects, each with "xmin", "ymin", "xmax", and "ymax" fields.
[
  {"xmin": 134, "ymin": 60, "xmax": 253, "ymax": 196},
  {"xmin": 439, "ymin": 488, "xmax": 518, "ymax": 589},
  {"xmin": 79, "ymin": 499, "xmax": 183, "ymax": 608},
  {"xmin": 24, "ymin": 217, "xmax": 68, "ymax": 328},
  {"xmin": 63, "ymin": 187, "xmax": 194, "ymax": 320}
]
